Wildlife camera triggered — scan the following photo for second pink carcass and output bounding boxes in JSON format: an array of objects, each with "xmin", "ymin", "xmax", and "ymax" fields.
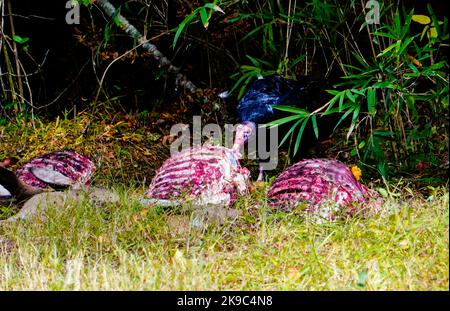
[{"xmin": 145, "ymin": 145, "xmax": 250, "ymax": 207}]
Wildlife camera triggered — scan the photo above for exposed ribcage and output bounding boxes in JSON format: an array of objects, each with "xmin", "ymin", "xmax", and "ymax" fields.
[
  {"xmin": 268, "ymin": 159, "xmax": 372, "ymax": 213},
  {"xmin": 16, "ymin": 150, "xmax": 95, "ymax": 189},
  {"xmin": 147, "ymin": 145, "xmax": 249, "ymax": 207}
]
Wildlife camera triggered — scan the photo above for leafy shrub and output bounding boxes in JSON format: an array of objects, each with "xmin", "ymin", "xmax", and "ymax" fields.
[{"xmin": 226, "ymin": 1, "xmax": 448, "ymax": 179}]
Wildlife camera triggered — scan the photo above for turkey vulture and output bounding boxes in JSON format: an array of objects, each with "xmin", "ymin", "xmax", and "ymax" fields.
[{"xmin": 235, "ymin": 75, "xmax": 334, "ymax": 154}]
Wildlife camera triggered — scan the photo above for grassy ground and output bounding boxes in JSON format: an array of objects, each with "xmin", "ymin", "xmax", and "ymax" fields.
[
  {"xmin": 0, "ymin": 114, "xmax": 448, "ymax": 290},
  {"xmin": 0, "ymin": 185, "xmax": 448, "ymax": 290}
]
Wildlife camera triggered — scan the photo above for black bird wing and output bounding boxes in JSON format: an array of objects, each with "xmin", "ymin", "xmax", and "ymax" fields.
[
  {"xmin": 237, "ymin": 75, "xmax": 330, "ymax": 125},
  {"xmin": 237, "ymin": 76, "xmax": 296, "ymax": 125}
]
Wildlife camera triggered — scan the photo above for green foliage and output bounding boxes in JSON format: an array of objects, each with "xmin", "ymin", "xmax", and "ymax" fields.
[
  {"xmin": 1, "ymin": 0, "xmax": 447, "ymax": 183},
  {"xmin": 227, "ymin": 1, "xmax": 449, "ymax": 179},
  {"xmin": 75, "ymin": 0, "xmax": 93, "ymax": 7},
  {"xmin": 12, "ymin": 34, "xmax": 29, "ymax": 45},
  {"xmin": 267, "ymin": 105, "xmax": 313, "ymax": 156},
  {"xmin": 172, "ymin": 1, "xmax": 225, "ymax": 48},
  {"xmin": 324, "ymin": 6, "xmax": 449, "ymax": 179},
  {"xmin": 227, "ymin": 0, "xmax": 310, "ymax": 98},
  {"xmin": 228, "ymin": 55, "xmax": 279, "ymax": 99}
]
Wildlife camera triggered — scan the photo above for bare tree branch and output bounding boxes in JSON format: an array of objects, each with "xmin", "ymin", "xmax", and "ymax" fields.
[{"xmin": 93, "ymin": 0, "xmax": 198, "ymax": 93}]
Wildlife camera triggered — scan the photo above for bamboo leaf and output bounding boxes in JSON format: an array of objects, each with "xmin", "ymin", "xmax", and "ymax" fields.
[
  {"xmin": 372, "ymin": 81, "xmax": 395, "ymax": 89},
  {"xmin": 311, "ymin": 114, "xmax": 319, "ymax": 139},
  {"xmin": 240, "ymin": 65, "xmax": 261, "ymax": 71},
  {"xmin": 238, "ymin": 74, "xmax": 258, "ymax": 99},
  {"xmin": 333, "ymin": 109, "xmax": 353, "ymax": 132},
  {"xmin": 279, "ymin": 119, "xmax": 303, "ymax": 147},
  {"xmin": 373, "ymin": 31, "xmax": 397, "ymax": 40},
  {"xmin": 428, "ymin": 27, "xmax": 438, "ymax": 39},
  {"xmin": 350, "ymin": 51, "xmax": 369, "ymax": 68},
  {"xmin": 12, "ymin": 35, "xmax": 29, "ymax": 44},
  {"xmin": 199, "ymin": 8, "xmax": 209, "ymax": 28},
  {"xmin": 338, "ymin": 92, "xmax": 346, "ymax": 111},
  {"xmin": 229, "ymin": 74, "xmax": 249, "ymax": 96},
  {"xmin": 240, "ymin": 21, "xmax": 276, "ymax": 43},
  {"xmin": 351, "ymin": 105, "xmax": 361, "ymax": 125},
  {"xmin": 293, "ymin": 118, "xmax": 309, "ymax": 156},
  {"xmin": 377, "ymin": 41, "xmax": 399, "ymax": 57},
  {"xmin": 267, "ymin": 114, "xmax": 303, "ymax": 128},
  {"xmin": 245, "ymin": 55, "xmax": 273, "ymax": 68},
  {"xmin": 172, "ymin": 14, "xmax": 195, "ymax": 48},
  {"xmin": 367, "ymin": 88, "xmax": 376, "ymax": 115},
  {"xmin": 398, "ymin": 37, "xmax": 414, "ymax": 55},
  {"xmin": 428, "ymin": 4, "xmax": 443, "ymax": 38},
  {"xmin": 345, "ymin": 89, "xmax": 356, "ymax": 103},
  {"xmin": 323, "ymin": 92, "xmax": 341, "ymax": 115},
  {"xmin": 273, "ymin": 105, "xmax": 310, "ymax": 115},
  {"xmin": 420, "ymin": 25, "xmax": 429, "ymax": 41}
]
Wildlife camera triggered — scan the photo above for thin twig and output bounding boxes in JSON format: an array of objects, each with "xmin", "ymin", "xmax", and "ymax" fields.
[
  {"xmin": 94, "ymin": 0, "xmax": 197, "ymax": 93},
  {"xmin": 6, "ymin": 0, "xmax": 24, "ymax": 106},
  {"xmin": 94, "ymin": 41, "xmax": 146, "ymax": 103}
]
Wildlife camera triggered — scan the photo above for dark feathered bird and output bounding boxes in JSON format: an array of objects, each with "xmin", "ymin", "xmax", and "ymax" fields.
[
  {"xmin": 237, "ymin": 75, "xmax": 329, "ymax": 125},
  {"xmin": 235, "ymin": 75, "xmax": 334, "ymax": 156}
]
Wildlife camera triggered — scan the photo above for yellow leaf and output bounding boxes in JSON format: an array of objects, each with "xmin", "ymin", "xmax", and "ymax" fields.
[
  {"xmin": 428, "ymin": 27, "xmax": 438, "ymax": 38},
  {"xmin": 351, "ymin": 165, "xmax": 362, "ymax": 181},
  {"xmin": 252, "ymin": 181, "xmax": 267, "ymax": 190},
  {"xmin": 412, "ymin": 15, "xmax": 431, "ymax": 25}
]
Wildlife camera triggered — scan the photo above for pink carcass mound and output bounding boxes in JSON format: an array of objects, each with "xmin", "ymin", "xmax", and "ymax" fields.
[
  {"xmin": 268, "ymin": 159, "xmax": 380, "ymax": 217},
  {"xmin": 16, "ymin": 150, "xmax": 95, "ymax": 190},
  {"xmin": 146, "ymin": 145, "xmax": 250, "ymax": 207}
]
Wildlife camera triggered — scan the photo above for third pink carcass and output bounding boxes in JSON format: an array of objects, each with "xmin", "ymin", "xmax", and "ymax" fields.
[{"xmin": 268, "ymin": 158, "xmax": 381, "ymax": 218}]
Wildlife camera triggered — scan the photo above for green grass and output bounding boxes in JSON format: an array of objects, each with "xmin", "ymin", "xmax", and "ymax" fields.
[
  {"xmin": 0, "ymin": 114, "xmax": 448, "ymax": 290},
  {"xmin": 0, "ymin": 186, "xmax": 448, "ymax": 290}
]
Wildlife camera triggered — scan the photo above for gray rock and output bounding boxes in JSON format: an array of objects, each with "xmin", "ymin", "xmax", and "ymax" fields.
[
  {"xmin": 0, "ymin": 187, "xmax": 120, "ymax": 223},
  {"xmin": 190, "ymin": 204, "xmax": 243, "ymax": 229}
]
